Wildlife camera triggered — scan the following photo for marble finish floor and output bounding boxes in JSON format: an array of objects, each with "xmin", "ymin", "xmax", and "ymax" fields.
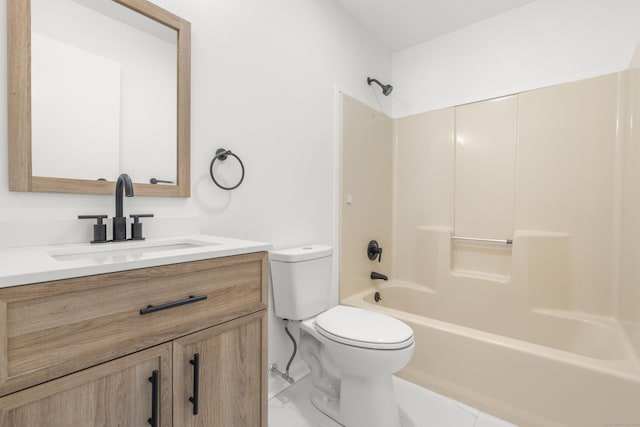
[{"xmin": 268, "ymin": 375, "xmax": 516, "ymax": 427}]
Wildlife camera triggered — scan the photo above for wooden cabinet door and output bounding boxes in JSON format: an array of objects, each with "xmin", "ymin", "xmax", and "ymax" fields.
[
  {"xmin": 0, "ymin": 343, "xmax": 172, "ymax": 427},
  {"xmin": 173, "ymin": 310, "xmax": 267, "ymax": 427}
]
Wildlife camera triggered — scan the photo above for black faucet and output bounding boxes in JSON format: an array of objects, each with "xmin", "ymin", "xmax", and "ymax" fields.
[
  {"xmin": 370, "ymin": 271, "xmax": 388, "ymax": 281},
  {"xmin": 113, "ymin": 173, "xmax": 134, "ymax": 242},
  {"xmin": 367, "ymin": 240, "xmax": 383, "ymax": 262}
]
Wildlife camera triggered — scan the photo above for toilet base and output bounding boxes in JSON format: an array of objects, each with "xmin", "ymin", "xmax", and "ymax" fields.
[
  {"xmin": 299, "ymin": 314, "xmax": 412, "ymax": 427},
  {"xmin": 341, "ymin": 374, "xmax": 401, "ymax": 427},
  {"xmin": 310, "ymin": 374, "xmax": 402, "ymax": 427}
]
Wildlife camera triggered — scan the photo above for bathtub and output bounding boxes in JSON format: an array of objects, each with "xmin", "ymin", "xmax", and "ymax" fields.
[{"xmin": 343, "ymin": 282, "xmax": 640, "ymax": 427}]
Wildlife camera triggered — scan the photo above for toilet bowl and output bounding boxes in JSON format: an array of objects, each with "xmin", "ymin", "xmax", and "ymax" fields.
[
  {"xmin": 300, "ymin": 306, "xmax": 414, "ymax": 427},
  {"xmin": 270, "ymin": 245, "xmax": 415, "ymax": 427}
]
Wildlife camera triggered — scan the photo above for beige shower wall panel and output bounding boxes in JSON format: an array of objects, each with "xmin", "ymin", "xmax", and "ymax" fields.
[
  {"xmin": 394, "ymin": 108, "xmax": 455, "ymax": 285},
  {"xmin": 620, "ymin": 65, "xmax": 640, "ymax": 355},
  {"xmin": 515, "ymin": 73, "xmax": 618, "ymax": 315},
  {"xmin": 454, "ymin": 96, "xmax": 517, "ymax": 241},
  {"xmin": 340, "ymin": 94, "xmax": 393, "ymax": 299},
  {"xmin": 452, "ymin": 96, "xmax": 517, "ymax": 279}
]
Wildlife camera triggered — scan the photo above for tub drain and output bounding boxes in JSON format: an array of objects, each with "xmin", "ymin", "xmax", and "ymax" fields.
[{"xmin": 374, "ymin": 291, "xmax": 382, "ymax": 302}]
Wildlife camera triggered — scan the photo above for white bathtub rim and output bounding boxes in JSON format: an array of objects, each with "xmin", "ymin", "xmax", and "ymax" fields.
[
  {"xmin": 344, "ymin": 285, "xmax": 640, "ymax": 382},
  {"xmin": 366, "ymin": 281, "xmax": 631, "ymax": 343},
  {"xmin": 361, "ymin": 281, "xmax": 634, "ymax": 360}
]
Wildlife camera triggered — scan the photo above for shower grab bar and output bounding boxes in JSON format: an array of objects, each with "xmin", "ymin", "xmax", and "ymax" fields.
[{"xmin": 451, "ymin": 236, "xmax": 513, "ymax": 245}]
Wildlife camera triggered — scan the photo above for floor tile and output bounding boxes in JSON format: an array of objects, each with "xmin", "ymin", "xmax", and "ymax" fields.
[{"xmin": 268, "ymin": 374, "xmax": 517, "ymax": 427}]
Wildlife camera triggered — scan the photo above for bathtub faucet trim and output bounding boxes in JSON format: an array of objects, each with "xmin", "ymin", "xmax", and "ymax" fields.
[{"xmin": 371, "ymin": 271, "xmax": 388, "ymax": 281}]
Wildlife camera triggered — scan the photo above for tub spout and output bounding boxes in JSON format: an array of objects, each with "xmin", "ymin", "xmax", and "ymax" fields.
[{"xmin": 370, "ymin": 271, "xmax": 388, "ymax": 281}]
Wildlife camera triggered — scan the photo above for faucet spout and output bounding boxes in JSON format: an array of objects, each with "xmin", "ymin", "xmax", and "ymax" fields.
[
  {"xmin": 115, "ymin": 173, "xmax": 134, "ymax": 218},
  {"xmin": 113, "ymin": 174, "xmax": 134, "ymax": 241},
  {"xmin": 370, "ymin": 271, "xmax": 388, "ymax": 281}
]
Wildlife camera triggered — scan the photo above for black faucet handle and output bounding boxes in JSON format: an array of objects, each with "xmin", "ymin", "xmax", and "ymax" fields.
[
  {"xmin": 129, "ymin": 214, "xmax": 154, "ymax": 240},
  {"xmin": 78, "ymin": 214, "xmax": 108, "ymax": 222},
  {"xmin": 367, "ymin": 240, "xmax": 383, "ymax": 263},
  {"xmin": 78, "ymin": 215, "xmax": 109, "ymax": 243}
]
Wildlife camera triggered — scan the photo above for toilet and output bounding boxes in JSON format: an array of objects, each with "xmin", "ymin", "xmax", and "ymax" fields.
[{"xmin": 270, "ymin": 245, "xmax": 414, "ymax": 427}]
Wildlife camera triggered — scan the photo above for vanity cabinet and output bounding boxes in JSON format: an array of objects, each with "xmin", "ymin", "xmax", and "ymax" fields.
[
  {"xmin": 0, "ymin": 251, "xmax": 268, "ymax": 427},
  {"xmin": 0, "ymin": 344, "xmax": 173, "ymax": 427},
  {"xmin": 174, "ymin": 311, "xmax": 266, "ymax": 426}
]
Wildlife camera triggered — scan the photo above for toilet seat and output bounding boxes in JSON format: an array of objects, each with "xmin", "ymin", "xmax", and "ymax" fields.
[{"xmin": 314, "ymin": 305, "xmax": 414, "ymax": 350}]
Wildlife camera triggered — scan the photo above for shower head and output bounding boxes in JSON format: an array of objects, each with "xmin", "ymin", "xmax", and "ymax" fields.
[{"xmin": 367, "ymin": 77, "xmax": 393, "ymax": 96}]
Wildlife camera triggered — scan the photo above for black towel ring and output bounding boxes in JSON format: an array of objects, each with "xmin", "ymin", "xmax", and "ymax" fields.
[{"xmin": 209, "ymin": 148, "xmax": 245, "ymax": 190}]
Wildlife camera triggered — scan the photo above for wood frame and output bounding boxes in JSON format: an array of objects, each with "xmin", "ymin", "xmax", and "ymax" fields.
[{"xmin": 7, "ymin": 0, "xmax": 191, "ymax": 197}]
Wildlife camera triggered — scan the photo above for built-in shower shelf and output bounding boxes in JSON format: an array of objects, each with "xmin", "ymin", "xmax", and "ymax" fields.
[
  {"xmin": 450, "ymin": 268, "xmax": 511, "ymax": 283},
  {"xmin": 451, "ymin": 237, "xmax": 513, "ymax": 280}
]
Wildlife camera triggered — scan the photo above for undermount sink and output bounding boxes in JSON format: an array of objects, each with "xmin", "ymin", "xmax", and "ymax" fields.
[
  {"xmin": 48, "ymin": 239, "xmax": 219, "ymax": 262},
  {"xmin": 0, "ymin": 233, "xmax": 271, "ymax": 288}
]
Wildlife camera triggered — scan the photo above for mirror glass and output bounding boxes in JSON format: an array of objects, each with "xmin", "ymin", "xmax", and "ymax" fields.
[
  {"xmin": 31, "ymin": 0, "xmax": 176, "ymax": 184},
  {"xmin": 7, "ymin": 0, "xmax": 190, "ymax": 197}
]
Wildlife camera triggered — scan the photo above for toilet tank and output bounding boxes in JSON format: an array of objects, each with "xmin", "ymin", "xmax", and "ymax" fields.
[{"xmin": 270, "ymin": 245, "xmax": 333, "ymax": 320}]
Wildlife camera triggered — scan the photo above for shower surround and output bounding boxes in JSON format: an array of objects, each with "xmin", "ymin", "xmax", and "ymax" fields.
[{"xmin": 338, "ymin": 61, "xmax": 640, "ymax": 426}]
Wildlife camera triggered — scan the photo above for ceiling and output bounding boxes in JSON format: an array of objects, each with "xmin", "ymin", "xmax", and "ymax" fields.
[{"xmin": 335, "ymin": 0, "xmax": 537, "ymax": 51}]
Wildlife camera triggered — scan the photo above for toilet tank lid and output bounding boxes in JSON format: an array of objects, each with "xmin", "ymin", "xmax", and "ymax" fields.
[{"xmin": 270, "ymin": 245, "xmax": 332, "ymax": 262}]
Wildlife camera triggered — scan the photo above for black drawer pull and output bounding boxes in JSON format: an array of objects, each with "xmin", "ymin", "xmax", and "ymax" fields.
[
  {"xmin": 139, "ymin": 295, "xmax": 208, "ymax": 315},
  {"xmin": 189, "ymin": 353, "xmax": 200, "ymax": 415},
  {"xmin": 148, "ymin": 370, "xmax": 159, "ymax": 427}
]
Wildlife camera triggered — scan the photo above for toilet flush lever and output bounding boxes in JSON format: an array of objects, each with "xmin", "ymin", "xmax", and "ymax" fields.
[{"xmin": 367, "ymin": 240, "xmax": 383, "ymax": 262}]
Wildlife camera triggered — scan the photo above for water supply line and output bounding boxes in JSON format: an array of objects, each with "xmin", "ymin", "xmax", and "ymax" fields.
[{"xmin": 269, "ymin": 319, "xmax": 296, "ymax": 384}]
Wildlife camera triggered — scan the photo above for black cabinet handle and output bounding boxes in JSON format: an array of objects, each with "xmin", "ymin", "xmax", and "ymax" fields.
[
  {"xmin": 148, "ymin": 370, "xmax": 159, "ymax": 427},
  {"xmin": 189, "ymin": 353, "xmax": 200, "ymax": 415},
  {"xmin": 139, "ymin": 295, "xmax": 208, "ymax": 315}
]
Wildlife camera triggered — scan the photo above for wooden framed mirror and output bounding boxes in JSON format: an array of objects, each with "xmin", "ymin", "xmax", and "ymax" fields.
[{"xmin": 7, "ymin": 0, "xmax": 191, "ymax": 197}]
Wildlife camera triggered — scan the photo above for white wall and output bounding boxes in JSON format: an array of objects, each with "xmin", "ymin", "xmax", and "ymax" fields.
[
  {"xmin": 392, "ymin": 0, "xmax": 640, "ymax": 117},
  {"xmin": 149, "ymin": 0, "xmax": 391, "ymax": 392},
  {"xmin": 1, "ymin": 0, "xmax": 390, "ymax": 394}
]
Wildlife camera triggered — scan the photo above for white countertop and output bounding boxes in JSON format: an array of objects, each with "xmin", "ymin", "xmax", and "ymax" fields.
[{"xmin": 0, "ymin": 234, "xmax": 272, "ymax": 288}]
